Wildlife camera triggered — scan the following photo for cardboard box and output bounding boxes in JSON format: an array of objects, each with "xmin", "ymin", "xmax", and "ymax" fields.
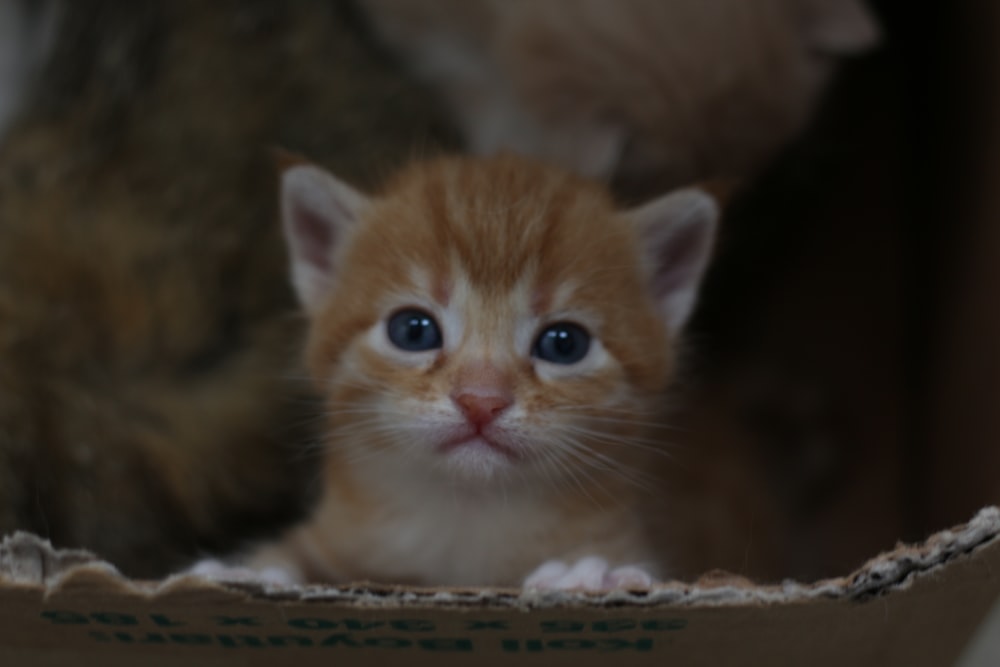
[{"xmin": 1, "ymin": 507, "xmax": 997, "ymax": 667}]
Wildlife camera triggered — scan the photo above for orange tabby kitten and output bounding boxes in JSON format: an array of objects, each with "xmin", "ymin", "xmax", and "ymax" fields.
[{"xmin": 195, "ymin": 153, "xmax": 717, "ymax": 589}]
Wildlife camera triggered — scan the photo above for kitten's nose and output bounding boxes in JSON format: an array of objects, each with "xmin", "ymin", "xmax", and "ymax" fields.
[{"xmin": 453, "ymin": 392, "xmax": 512, "ymax": 428}]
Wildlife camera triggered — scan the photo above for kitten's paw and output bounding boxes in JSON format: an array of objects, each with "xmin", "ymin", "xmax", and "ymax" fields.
[
  {"xmin": 523, "ymin": 557, "xmax": 655, "ymax": 591},
  {"xmin": 186, "ymin": 558, "xmax": 300, "ymax": 587}
]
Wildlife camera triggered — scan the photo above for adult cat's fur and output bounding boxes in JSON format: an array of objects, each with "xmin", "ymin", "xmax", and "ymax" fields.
[
  {"xmin": 360, "ymin": 0, "xmax": 880, "ymax": 194},
  {"xmin": 0, "ymin": 0, "xmax": 452, "ymax": 577},
  {"xmin": 195, "ymin": 154, "xmax": 718, "ymax": 588}
]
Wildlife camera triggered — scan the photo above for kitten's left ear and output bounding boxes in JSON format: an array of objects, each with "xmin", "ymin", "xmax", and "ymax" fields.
[
  {"xmin": 628, "ymin": 188, "xmax": 719, "ymax": 336},
  {"xmin": 281, "ymin": 164, "xmax": 369, "ymax": 315}
]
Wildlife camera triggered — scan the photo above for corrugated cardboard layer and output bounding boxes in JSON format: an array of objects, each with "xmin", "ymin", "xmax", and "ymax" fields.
[{"xmin": 1, "ymin": 507, "xmax": 998, "ymax": 667}]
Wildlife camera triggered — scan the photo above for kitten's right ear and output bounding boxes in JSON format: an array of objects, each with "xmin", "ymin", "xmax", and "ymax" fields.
[{"xmin": 281, "ymin": 164, "xmax": 369, "ymax": 315}]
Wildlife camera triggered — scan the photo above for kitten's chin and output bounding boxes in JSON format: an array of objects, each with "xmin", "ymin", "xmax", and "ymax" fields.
[{"xmin": 437, "ymin": 435, "xmax": 520, "ymax": 481}]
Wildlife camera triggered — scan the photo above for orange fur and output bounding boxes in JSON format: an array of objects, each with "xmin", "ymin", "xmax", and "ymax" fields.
[{"xmin": 243, "ymin": 154, "xmax": 718, "ymax": 587}]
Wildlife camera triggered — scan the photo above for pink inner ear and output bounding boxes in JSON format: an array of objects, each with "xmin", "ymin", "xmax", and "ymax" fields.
[
  {"xmin": 650, "ymin": 221, "xmax": 705, "ymax": 300},
  {"xmin": 291, "ymin": 203, "xmax": 335, "ymax": 273}
]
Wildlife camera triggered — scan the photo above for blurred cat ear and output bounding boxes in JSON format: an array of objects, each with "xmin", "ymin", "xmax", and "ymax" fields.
[
  {"xmin": 801, "ymin": 0, "xmax": 880, "ymax": 55},
  {"xmin": 557, "ymin": 121, "xmax": 626, "ymax": 179},
  {"xmin": 628, "ymin": 188, "xmax": 718, "ymax": 336},
  {"xmin": 281, "ymin": 164, "xmax": 369, "ymax": 315}
]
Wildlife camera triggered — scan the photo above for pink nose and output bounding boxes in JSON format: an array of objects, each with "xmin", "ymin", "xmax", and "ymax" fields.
[{"xmin": 453, "ymin": 392, "xmax": 512, "ymax": 428}]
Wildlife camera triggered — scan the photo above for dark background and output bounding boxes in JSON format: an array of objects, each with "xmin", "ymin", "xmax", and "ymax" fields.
[{"xmin": 684, "ymin": 0, "xmax": 1000, "ymax": 578}]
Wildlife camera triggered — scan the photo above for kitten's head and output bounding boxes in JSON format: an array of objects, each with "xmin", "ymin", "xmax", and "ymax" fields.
[{"xmin": 281, "ymin": 155, "xmax": 716, "ymax": 487}]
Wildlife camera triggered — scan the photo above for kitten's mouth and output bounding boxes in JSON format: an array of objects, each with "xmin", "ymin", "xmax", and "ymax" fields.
[{"xmin": 439, "ymin": 433, "xmax": 521, "ymax": 461}]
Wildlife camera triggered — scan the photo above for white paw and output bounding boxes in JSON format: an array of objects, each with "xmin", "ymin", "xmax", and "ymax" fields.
[
  {"xmin": 186, "ymin": 558, "xmax": 300, "ymax": 587},
  {"xmin": 523, "ymin": 557, "xmax": 655, "ymax": 591}
]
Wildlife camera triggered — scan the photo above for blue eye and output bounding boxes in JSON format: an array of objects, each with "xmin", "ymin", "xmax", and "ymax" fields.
[
  {"xmin": 533, "ymin": 322, "xmax": 591, "ymax": 365},
  {"xmin": 387, "ymin": 309, "xmax": 442, "ymax": 351}
]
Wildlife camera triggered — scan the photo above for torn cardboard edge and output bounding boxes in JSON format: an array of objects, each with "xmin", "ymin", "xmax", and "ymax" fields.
[{"xmin": 2, "ymin": 506, "xmax": 998, "ymax": 610}]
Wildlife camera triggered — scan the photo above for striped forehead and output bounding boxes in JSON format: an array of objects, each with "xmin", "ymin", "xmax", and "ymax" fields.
[{"xmin": 419, "ymin": 159, "xmax": 581, "ymax": 288}]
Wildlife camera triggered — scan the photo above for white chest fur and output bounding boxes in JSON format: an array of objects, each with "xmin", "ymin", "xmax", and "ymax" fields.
[
  {"xmin": 349, "ymin": 481, "xmax": 567, "ymax": 586},
  {"xmin": 315, "ymin": 459, "xmax": 633, "ymax": 587}
]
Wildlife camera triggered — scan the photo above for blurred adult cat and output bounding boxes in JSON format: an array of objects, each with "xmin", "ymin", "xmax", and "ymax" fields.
[
  {"xmin": 0, "ymin": 0, "xmax": 451, "ymax": 576},
  {"xmin": 360, "ymin": 0, "xmax": 879, "ymax": 195}
]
